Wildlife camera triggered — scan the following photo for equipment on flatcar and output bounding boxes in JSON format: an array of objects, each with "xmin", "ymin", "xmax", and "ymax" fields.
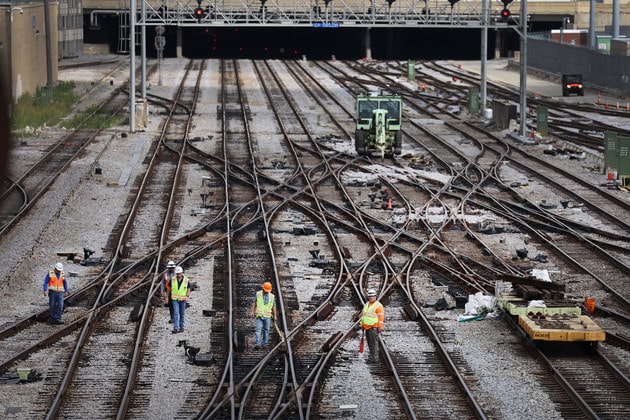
[{"xmin": 497, "ymin": 278, "xmax": 605, "ymax": 344}]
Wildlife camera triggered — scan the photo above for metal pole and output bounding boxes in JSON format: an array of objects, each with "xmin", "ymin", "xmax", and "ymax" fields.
[
  {"xmin": 589, "ymin": 0, "xmax": 596, "ymax": 49},
  {"xmin": 519, "ymin": 0, "xmax": 528, "ymax": 138},
  {"xmin": 44, "ymin": 0, "xmax": 53, "ymax": 102},
  {"xmin": 612, "ymin": 0, "xmax": 619, "ymax": 39},
  {"xmin": 480, "ymin": 0, "xmax": 488, "ymax": 113},
  {"xmin": 130, "ymin": 0, "xmax": 136, "ymax": 132},
  {"xmin": 141, "ymin": 0, "xmax": 146, "ymax": 99},
  {"xmin": 156, "ymin": 26, "xmax": 164, "ymax": 86},
  {"xmin": 365, "ymin": 27, "xmax": 372, "ymax": 61},
  {"xmin": 371, "ymin": 0, "xmax": 375, "ymax": 23}
]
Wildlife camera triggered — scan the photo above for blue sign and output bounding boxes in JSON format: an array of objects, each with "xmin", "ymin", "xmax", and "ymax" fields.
[{"xmin": 313, "ymin": 23, "xmax": 340, "ymax": 28}]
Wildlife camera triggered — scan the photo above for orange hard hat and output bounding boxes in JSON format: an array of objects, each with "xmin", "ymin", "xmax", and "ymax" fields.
[{"xmin": 262, "ymin": 282, "xmax": 272, "ymax": 292}]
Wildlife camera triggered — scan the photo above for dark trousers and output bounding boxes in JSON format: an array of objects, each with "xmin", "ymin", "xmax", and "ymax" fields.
[
  {"xmin": 48, "ymin": 291, "xmax": 64, "ymax": 321},
  {"xmin": 366, "ymin": 327, "xmax": 379, "ymax": 362},
  {"xmin": 167, "ymin": 294, "xmax": 174, "ymax": 320}
]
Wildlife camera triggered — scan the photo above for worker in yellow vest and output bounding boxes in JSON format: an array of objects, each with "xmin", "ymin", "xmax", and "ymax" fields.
[
  {"xmin": 360, "ymin": 289, "xmax": 384, "ymax": 364},
  {"xmin": 43, "ymin": 262, "xmax": 69, "ymax": 325},
  {"xmin": 170, "ymin": 266, "xmax": 190, "ymax": 333},
  {"xmin": 250, "ymin": 281, "xmax": 277, "ymax": 349}
]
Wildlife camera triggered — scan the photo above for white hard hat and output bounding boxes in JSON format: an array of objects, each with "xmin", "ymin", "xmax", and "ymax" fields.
[
  {"xmin": 175, "ymin": 266, "xmax": 184, "ymax": 274},
  {"xmin": 367, "ymin": 289, "xmax": 377, "ymax": 297},
  {"xmin": 167, "ymin": 261, "xmax": 176, "ymax": 268},
  {"xmin": 55, "ymin": 262, "xmax": 64, "ymax": 271}
]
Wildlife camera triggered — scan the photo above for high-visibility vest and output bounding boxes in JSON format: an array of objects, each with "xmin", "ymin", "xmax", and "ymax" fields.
[
  {"xmin": 361, "ymin": 301, "xmax": 384, "ymax": 328},
  {"xmin": 171, "ymin": 276, "xmax": 189, "ymax": 301},
  {"xmin": 255, "ymin": 290, "xmax": 274, "ymax": 318},
  {"xmin": 48, "ymin": 271, "xmax": 65, "ymax": 292}
]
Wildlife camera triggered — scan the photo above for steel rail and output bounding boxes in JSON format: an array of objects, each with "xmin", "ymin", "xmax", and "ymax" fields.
[
  {"xmin": 44, "ymin": 60, "xmax": 197, "ymax": 420},
  {"xmin": 117, "ymin": 60, "xmax": 206, "ymax": 420},
  {"xmin": 289, "ymin": 61, "xmax": 487, "ymax": 417}
]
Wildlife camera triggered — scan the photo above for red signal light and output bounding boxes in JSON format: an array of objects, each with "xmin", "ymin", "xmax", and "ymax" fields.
[
  {"xmin": 194, "ymin": 7, "xmax": 204, "ymax": 21},
  {"xmin": 500, "ymin": 7, "xmax": 510, "ymax": 19}
]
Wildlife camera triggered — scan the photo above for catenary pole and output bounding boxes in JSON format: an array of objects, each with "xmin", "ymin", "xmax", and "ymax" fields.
[
  {"xmin": 44, "ymin": 0, "xmax": 53, "ymax": 102},
  {"xmin": 613, "ymin": 0, "xmax": 620, "ymax": 39},
  {"xmin": 130, "ymin": 0, "xmax": 136, "ymax": 132},
  {"xmin": 141, "ymin": 0, "xmax": 146, "ymax": 99},
  {"xmin": 589, "ymin": 0, "xmax": 595, "ymax": 49},
  {"xmin": 519, "ymin": 0, "xmax": 528, "ymax": 138},
  {"xmin": 480, "ymin": 0, "xmax": 488, "ymax": 112}
]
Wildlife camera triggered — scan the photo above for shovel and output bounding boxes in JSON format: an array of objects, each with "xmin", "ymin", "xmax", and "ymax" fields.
[{"xmin": 359, "ymin": 329, "xmax": 365, "ymax": 353}]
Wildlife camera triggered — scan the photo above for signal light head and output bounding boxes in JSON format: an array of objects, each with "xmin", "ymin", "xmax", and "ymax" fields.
[
  {"xmin": 194, "ymin": 7, "xmax": 204, "ymax": 20},
  {"xmin": 500, "ymin": 8, "xmax": 510, "ymax": 19}
]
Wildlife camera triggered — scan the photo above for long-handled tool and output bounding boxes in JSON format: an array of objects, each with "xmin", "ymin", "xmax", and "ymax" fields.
[
  {"xmin": 273, "ymin": 320, "xmax": 285, "ymax": 343},
  {"xmin": 274, "ymin": 320, "xmax": 288, "ymax": 352},
  {"xmin": 359, "ymin": 329, "xmax": 365, "ymax": 353}
]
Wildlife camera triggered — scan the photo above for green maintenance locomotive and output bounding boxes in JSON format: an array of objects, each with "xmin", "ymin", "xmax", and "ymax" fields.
[{"xmin": 355, "ymin": 94, "xmax": 403, "ymax": 157}]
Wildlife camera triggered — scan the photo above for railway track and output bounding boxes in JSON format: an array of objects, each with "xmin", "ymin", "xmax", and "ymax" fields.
[
  {"xmin": 536, "ymin": 343, "xmax": 630, "ymax": 419},
  {"xmin": 352, "ymin": 60, "xmax": 630, "ymax": 308},
  {"xmin": 1, "ymin": 58, "xmax": 628, "ymax": 419},
  {"xmin": 193, "ymin": 59, "xmax": 490, "ymax": 418},
  {"xmin": 0, "ymin": 103, "xmax": 127, "ymax": 236},
  {"xmin": 324, "ymin": 60, "xmax": 626, "ymax": 416},
  {"xmin": 0, "ymin": 59, "xmax": 210, "ymax": 418},
  {"xmin": 49, "ymin": 60, "xmax": 205, "ymax": 419}
]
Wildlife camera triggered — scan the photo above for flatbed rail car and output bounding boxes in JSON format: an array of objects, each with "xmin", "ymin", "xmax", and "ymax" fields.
[
  {"xmin": 355, "ymin": 94, "xmax": 403, "ymax": 157},
  {"xmin": 497, "ymin": 278, "xmax": 605, "ymax": 343}
]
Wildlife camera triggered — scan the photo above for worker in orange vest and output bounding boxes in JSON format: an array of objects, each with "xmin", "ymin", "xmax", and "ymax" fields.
[
  {"xmin": 360, "ymin": 289, "xmax": 384, "ymax": 364},
  {"xmin": 161, "ymin": 261, "xmax": 176, "ymax": 323},
  {"xmin": 43, "ymin": 262, "xmax": 69, "ymax": 325}
]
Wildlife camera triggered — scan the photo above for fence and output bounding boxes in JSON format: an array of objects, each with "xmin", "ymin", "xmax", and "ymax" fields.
[{"xmin": 527, "ymin": 36, "xmax": 630, "ymax": 97}]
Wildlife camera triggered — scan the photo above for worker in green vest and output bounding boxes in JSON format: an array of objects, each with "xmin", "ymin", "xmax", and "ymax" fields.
[
  {"xmin": 250, "ymin": 281, "xmax": 277, "ymax": 349},
  {"xmin": 170, "ymin": 266, "xmax": 190, "ymax": 333}
]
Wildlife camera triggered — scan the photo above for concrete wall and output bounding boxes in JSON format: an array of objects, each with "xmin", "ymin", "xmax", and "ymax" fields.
[
  {"xmin": 522, "ymin": 1, "xmax": 630, "ymax": 31},
  {"xmin": 0, "ymin": 3, "xmax": 59, "ymax": 99},
  {"xmin": 58, "ymin": 0, "xmax": 83, "ymax": 58}
]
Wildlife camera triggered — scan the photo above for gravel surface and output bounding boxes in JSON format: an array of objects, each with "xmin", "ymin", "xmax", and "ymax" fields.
[{"xmin": 1, "ymin": 56, "xmax": 628, "ymax": 419}]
